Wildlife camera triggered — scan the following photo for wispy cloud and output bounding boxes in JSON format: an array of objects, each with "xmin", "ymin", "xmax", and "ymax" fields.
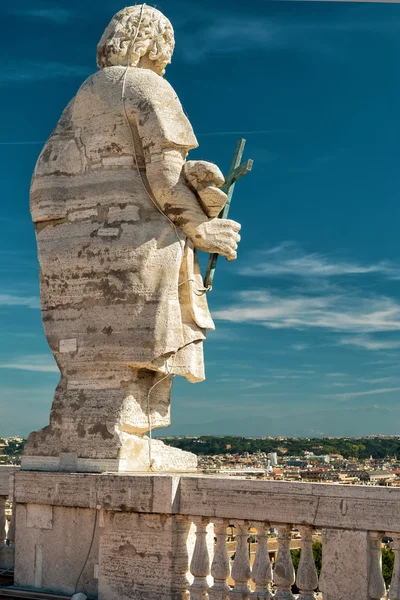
[
  {"xmin": 291, "ymin": 344, "xmax": 310, "ymax": 351},
  {"xmin": 0, "ymin": 355, "xmax": 58, "ymax": 373},
  {"xmin": 357, "ymin": 376, "xmax": 400, "ymax": 385},
  {"xmin": 240, "ymin": 242, "xmax": 400, "ymax": 279},
  {"xmin": 324, "ymin": 387, "xmax": 400, "ymax": 402},
  {"xmin": 11, "ymin": 8, "xmax": 71, "ymax": 24},
  {"xmin": 178, "ymin": 16, "xmax": 279, "ymax": 62},
  {"xmin": 214, "ymin": 290, "xmax": 400, "ymax": 333},
  {"xmin": 0, "ymin": 62, "xmax": 91, "ymax": 84},
  {"xmin": 339, "ymin": 335, "xmax": 400, "ymax": 351},
  {"xmin": 197, "ymin": 130, "xmax": 290, "ymax": 137},
  {"xmin": 327, "ymin": 372, "xmax": 348, "ymax": 378},
  {"xmin": 175, "ymin": 5, "xmax": 400, "ymax": 64},
  {"xmin": 0, "ymin": 294, "xmax": 39, "ymax": 309},
  {"xmin": 0, "ymin": 141, "xmax": 44, "ymax": 146}
]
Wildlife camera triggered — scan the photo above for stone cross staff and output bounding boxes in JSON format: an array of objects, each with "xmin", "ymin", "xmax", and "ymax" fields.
[
  {"xmin": 22, "ymin": 4, "xmax": 248, "ymax": 473},
  {"xmin": 203, "ymin": 138, "xmax": 253, "ymax": 290}
]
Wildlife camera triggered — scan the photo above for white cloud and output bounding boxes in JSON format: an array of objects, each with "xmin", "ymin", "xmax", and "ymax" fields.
[
  {"xmin": 11, "ymin": 8, "xmax": 71, "ymax": 24},
  {"xmin": 0, "ymin": 141, "xmax": 44, "ymax": 146},
  {"xmin": 327, "ymin": 372, "xmax": 347, "ymax": 378},
  {"xmin": 0, "ymin": 294, "xmax": 40, "ymax": 309},
  {"xmin": 178, "ymin": 16, "xmax": 279, "ymax": 62},
  {"xmin": 0, "ymin": 355, "xmax": 58, "ymax": 373},
  {"xmin": 323, "ymin": 387, "xmax": 400, "ymax": 401},
  {"xmin": 327, "ymin": 382, "xmax": 355, "ymax": 388},
  {"xmin": 197, "ymin": 130, "xmax": 288, "ymax": 138},
  {"xmin": 339, "ymin": 335, "xmax": 400, "ymax": 351},
  {"xmin": 240, "ymin": 242, "xmax": 400, "ymax": 279},
  {"xmin": 175, "ymin": 7, "xmax": 396, "ymax": 64},
  {"xmin": 0, "ymin": 62, "xmax": 91, "ymax": 84},
  {"xmin": 214, "ymin": 290, "xmax": 400, "ymax": 333},
  {"xmin": 357, "ymin": 377, "xmax": 400, "ymax": 385},
  {"xmin": 291, "ymin": 344, "xmax": 309, "ymax": 351}
]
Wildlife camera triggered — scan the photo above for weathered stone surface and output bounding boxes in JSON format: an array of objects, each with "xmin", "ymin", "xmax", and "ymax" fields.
[
  {"xmin": 13, "ymin": 472, "xmax": 400, "ymax": 533},
  {"xmin": 98, "ymin": 512, "xmax": 190, "ymax": 600},
  {"xmin": 0, "ymin": 466, "xmax": 19, "ymax": 496},
  {"xmin": 318, "ymin": 529, "xmax": 369, "ymax": 600},
  {"xmin": 14, "ymin": 472, "xmax": 182, "ymax": 514},
  {"xmin": 13, "ymin": 473, "xmax": 400, "ymax": 598},
  {"xmin": 184, "ymin": 161, "xmax": 227, "ymax": 217},
  {"xmin": 21, "ymin": 435, "xmax": 197, "ymax": 473},
  {"xmin": 14, "ymin": 504, "xmax": 99, "ymax": 596},
  {"xmin": 0, "ymin": 545, "xmax": 14, "ymax": 570},
  {"xmin": 23, "ymin": 4, "xmax": 241, "ymax": 471},
  {"xmin": 179, "ymin": 477, "xmax": 400, "ymax": 533}
]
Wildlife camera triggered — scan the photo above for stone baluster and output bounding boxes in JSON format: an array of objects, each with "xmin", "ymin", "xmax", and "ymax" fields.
[
  {"xmin": 296, "ymin": 526, "xmax": 318, "ymax": 600},
  {"xmin": 388, "ymin": 533, "xmax": 400, "ymax": 599},
  {"xmin": 251, "ymin": 521, "xmax": 273, "ymax": 600},
  {"xmin": 0, "ymin": 497, "xmax": 6, "ymax": 543},
  {"xmin": 173, "ymin": 515, "xmax": 192, "ymax": 600},
  {"xmin": 6, "ymin": 501, "xmax": 15, "ymax": 546},
  {"xmin": 209, "ymin": 518, "xmax": 231, "ymax": 600},
  {"xmin": 190, "ymin": 517, "xmax": 211, "ymax": 600},
  {"xmin": 368, "ymin": 531, "xmax": 386, "ymax": 600},
  {"xmin": 229, "ymin": 520, "xmax": 251, "ymax": 600},
  {"xmin": 273, "ymin": 524, "xmax": 295, "ymax": 600}
]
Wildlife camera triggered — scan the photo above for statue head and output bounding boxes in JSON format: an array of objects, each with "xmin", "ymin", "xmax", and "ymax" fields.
[{"xmin": 97, "ymin": 5, "xmax": 175, "ymax": 76}]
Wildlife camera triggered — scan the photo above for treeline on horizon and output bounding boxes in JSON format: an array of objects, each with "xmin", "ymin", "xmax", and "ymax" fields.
[
  {"xmin": 2, "ymin": 436, "xmax": 400, "ymax": 460},
  {"xmin": 162, "ymin": 436, "xmax": 400, "ymax": 459}
]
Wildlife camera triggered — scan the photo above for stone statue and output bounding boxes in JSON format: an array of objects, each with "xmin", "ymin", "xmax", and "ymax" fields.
[{"xmin": 23, "ymin": 5, "xmax": 241, "ymax": 472}]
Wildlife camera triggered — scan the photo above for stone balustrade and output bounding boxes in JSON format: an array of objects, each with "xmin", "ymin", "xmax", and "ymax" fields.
[
  {"xmin": 181, "ymin": 477, "xmax": 400, "ymax": 600},
  {"xmin": 186, "ymin": 519, "xmax": 400, "ymax": 600},
  {"xmin": 2, "ymin": 467, "xmax": 400, "ymax": 599},
  {"xmin": 0, "ymin": 466, "xmax": 18, "ymax": 571}
]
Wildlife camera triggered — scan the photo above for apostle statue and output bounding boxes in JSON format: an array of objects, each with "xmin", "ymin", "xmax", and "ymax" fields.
[{"xmin": 23, "ymin": 5, "xmax": 241, "ymax": 471}]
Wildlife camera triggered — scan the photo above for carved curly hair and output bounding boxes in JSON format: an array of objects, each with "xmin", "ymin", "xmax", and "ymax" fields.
[{"xmin": 96, "ymin": 5, "xmax": 175, "ymax": 72}]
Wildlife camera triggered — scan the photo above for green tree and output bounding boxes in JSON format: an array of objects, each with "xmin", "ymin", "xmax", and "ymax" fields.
[
  {"xmin": 382, "ymin": 547, "xmax": 394, "ymax": 589},
  {"xmin": 291, "ymin": 541, "xmax": 322, "ymax": 594}
]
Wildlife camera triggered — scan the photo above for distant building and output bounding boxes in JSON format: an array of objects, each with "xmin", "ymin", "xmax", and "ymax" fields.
[{"xmin": 268, "ymin": 452, "xmax": 278, "ymax": 466}]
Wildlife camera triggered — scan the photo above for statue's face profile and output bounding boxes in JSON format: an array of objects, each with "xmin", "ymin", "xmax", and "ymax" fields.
[{"xmin": 97, "ymin": 5, "xmax": 175, "ymax": 76}]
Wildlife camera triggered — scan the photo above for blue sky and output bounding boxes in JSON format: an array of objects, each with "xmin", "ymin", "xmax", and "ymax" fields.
[{"xmin": 1, "ymin": 0, "xmax": 400, "ymax": 437}]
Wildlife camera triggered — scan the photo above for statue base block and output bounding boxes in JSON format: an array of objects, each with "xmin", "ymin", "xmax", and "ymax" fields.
[
  {"xmin": 21, "ymin": 434, "xmax": 197, "ymax": 473},
  {"xmin": 13, "ymin": 471, "xmax": 197, "ymax": 599}
]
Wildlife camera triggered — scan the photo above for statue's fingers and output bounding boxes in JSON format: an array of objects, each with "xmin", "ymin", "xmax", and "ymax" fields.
[
  {"xmin": 233, "ymin": 232, "xmax": 241, "ymax": 243},
  {"xmin": 227, "ymin": 219, "xmax": 241, "ymax": 232},
  {"xmin": 223, "ymin": 219, "xmax": 241, "ymax": 232},
  {"xmin": 220, "ymin": 235, "xmax": 238, "ymax": 251},
  {"xmin": 226, "ymin": 250, "xmax": 237, "ymax": 262}
]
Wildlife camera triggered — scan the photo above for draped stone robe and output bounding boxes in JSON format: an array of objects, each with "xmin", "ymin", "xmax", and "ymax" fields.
[{"xmin": 31, "ymin": 66, "xmax": 215, "ymax": 386}]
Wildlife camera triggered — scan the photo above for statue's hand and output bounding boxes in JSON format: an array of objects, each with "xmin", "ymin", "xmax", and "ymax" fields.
[{"xmin": 191, "ymin": 218, "xmax": 241, "ymax": 261}]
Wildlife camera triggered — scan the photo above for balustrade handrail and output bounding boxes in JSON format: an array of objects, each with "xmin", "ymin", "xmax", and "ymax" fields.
[
  {"xmin": 9, "ymin": 469, "xmax": 400, "ymax": 535},
  {"xmin": 179, "ymin": 476, "xmax": 400, "ymax": 534}
]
